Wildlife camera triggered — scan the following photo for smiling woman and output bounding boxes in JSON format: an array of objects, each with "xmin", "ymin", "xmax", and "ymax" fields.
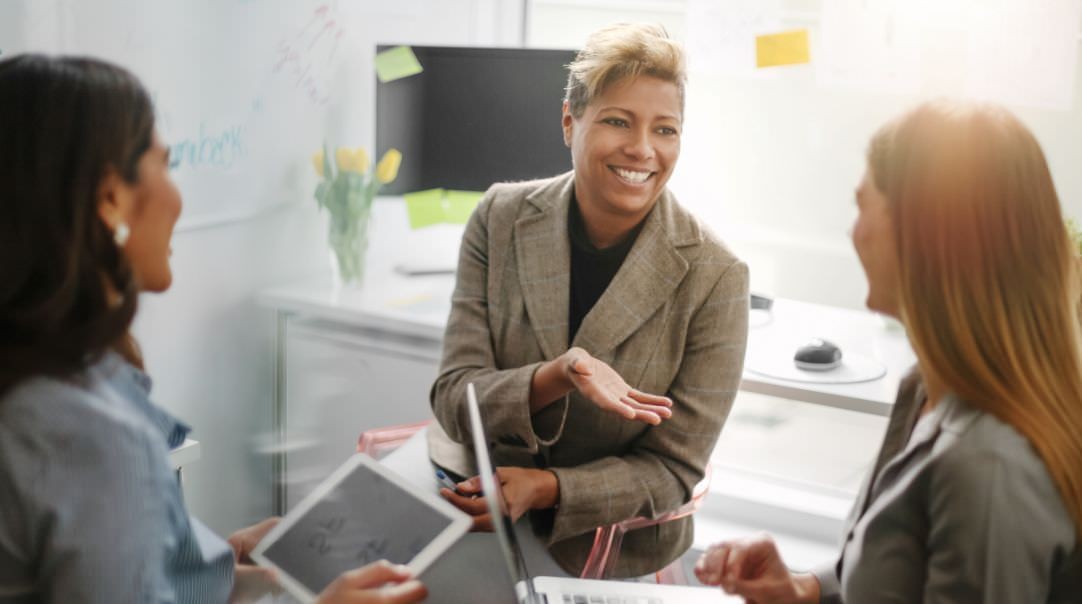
[{"xmin": 427, "ymin": 23, "xmax": 750, "ymax": 578}]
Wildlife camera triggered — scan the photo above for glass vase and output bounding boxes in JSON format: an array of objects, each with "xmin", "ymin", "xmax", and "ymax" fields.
[{"xmin": 327, "ymin": 205, "xmax": 371, "ymax": 289}]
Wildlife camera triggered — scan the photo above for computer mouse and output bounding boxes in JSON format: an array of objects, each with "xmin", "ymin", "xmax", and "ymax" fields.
[{"xmin": 794, "ymin": 338, "xmax": 842, "ymax": 371}]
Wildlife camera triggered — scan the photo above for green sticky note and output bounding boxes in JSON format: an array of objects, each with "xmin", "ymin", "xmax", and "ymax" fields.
[
  {"xmin": 375, "ymin": 46, "xmax": 424, "ymax": 83},
  {"xmin": 404, "ymin": 188, "xmax": 446, "ymax": 229},
  {"xmin": 444, "ymin": 190, "xmax": 484, "ymax": 224}
]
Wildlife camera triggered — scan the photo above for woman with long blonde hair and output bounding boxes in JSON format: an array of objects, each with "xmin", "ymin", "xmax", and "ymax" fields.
[{"xmin": 695, "ymin": 101, "xmax": 1082, "ymax": 602}]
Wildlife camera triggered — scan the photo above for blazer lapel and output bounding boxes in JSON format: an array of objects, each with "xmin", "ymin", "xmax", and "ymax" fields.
[
  {"xmin": 856, "ymin": 372, "xmax": 924, "ymax": 513},
  {"xmin": 841, "ymin": 370, "xmax": 923, "ymax": 547},
  {"xmin": 572, "ymin": 191, "xmax": 690, "ymax": 356},
  {"xmin": 514, "ymin": 173, "xmax": 573, "ymax": 360}
]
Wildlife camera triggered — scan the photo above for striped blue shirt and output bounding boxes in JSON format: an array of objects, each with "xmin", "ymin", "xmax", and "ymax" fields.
[{"xmin": 0, "ymin": 351, "xmax": 234, "ymax": 603}]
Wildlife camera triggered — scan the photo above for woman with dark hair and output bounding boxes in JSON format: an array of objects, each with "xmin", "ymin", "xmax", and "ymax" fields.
[
  {"xmin": 694, "ymin": 101, "xmax": 1082, "ymax": 602},
  {"xmin": 0, "ymin": 54, "xmax": 427, "ymax": 604}
]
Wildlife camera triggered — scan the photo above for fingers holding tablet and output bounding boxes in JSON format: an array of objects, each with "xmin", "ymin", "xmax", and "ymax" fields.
[{"xmin": 316, "ymin": 560, "xmax": 428, "ymax": 604}]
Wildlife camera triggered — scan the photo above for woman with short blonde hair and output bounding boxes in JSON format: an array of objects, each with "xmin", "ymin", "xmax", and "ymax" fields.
[
  {"xmin": 563, "ymin": 22, "xmax": 686, "ymax": 118},
  {"xmin": 696, "ymin": 101, "xmax": 1082, "ymax": 602},
  {"xmin": 430, "ymin": 22, "xmax": 749, "ymax": 578}
]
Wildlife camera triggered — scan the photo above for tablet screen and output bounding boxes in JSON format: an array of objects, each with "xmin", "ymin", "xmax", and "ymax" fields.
[{"xmin": 259, "ymin": 459, "xmax": 457, "ymax": 595}]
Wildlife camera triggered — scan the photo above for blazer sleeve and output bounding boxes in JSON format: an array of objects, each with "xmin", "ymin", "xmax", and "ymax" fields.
[
  {"xmin": 429, "ymin": 191, "xmax": 566, "ymax": 453},
  {"xmin": 923, "ymin": 447, "xmax": 1071, "ymax": 603},
  {"xmin": 811, "ymin": 562, "xmax": 843, "ymax": 604},
  {"xmin": 547, "ymin": 260, "xmax": 749, "ymax": 543}
]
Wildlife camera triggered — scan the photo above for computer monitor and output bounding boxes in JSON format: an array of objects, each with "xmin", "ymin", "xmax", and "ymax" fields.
[{"xmin": 375, "ymin": 45, "xmax": 577, "ymax": 195}]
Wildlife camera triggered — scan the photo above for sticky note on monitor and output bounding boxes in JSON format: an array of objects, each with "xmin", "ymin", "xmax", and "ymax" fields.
[
  {"xmin": 404, "ymin": 188, "xmax": 446, "ymax": 229},
  {"xmin": 403, "ymin": 189, "xmax": 484, "ymax": 229},
  {"xmin": 444, "ymin": 190, "xmax": 484, "ymax": 224},
  {"xmin": 756, "ymin": 29, "xmax": 810, "ymax": 68},
  {"xmin": 375, "ymin": 46, "xmax": 424, "ymax": 83}
]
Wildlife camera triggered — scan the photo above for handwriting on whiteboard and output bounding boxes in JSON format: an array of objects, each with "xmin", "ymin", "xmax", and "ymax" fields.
[
  {"xmin": 168, "ymin": 122, "xmax": 245, "ymax": 171},
  {"xmin": 272, "ymin": 3, "xmax": 343, "ymax": 106}
]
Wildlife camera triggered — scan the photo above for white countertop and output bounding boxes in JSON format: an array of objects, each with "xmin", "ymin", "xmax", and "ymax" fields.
[
  {"xmin": 169, "ymin": 439, "xmax": 201, "ymax": 471},
  {"xmin": 260, "ymin": 272, "xmax": 915, "ymax": 415}
]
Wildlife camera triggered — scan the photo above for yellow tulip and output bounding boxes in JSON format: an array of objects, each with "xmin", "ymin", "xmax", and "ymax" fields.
[
  {"xmin": 334, "ymin": 147, "xmax": 370, "ymax": 174},
  {"xmin": 353, "ymin": 147, "xmax": 370, "ymax": 174},
  {"xmin": 376, "ymin": 148, "xmax": 402, "ymax": 184},
  {"xmin": 311, "ymin": 150, "xmax": 325, "ymax": 177},
  {"xmin": 334, "ymin": 147, "xmax": 351, "ymax": 173}
]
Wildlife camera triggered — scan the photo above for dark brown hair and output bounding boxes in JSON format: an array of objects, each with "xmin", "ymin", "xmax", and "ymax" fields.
[{"xmin": 0, "ymin": 55, "xmax": 155, "ymax": 395}]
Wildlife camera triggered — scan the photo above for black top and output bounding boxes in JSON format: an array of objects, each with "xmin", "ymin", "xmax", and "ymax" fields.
[{"xmin": 567, "ymin": 196, "xmax": 643, "ymax": 342}]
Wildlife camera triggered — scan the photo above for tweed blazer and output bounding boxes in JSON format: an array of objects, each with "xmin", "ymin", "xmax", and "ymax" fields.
[
  {"xmin": 814, "ymin": 372, "xmax": 1081, "ymax": 602},
  {"xmin": 427, "ymin": 171, "xmax": 749, "ymax": 577}
]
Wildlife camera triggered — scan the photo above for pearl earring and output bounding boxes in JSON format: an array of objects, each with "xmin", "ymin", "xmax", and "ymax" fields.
[{"xmin": 114, "ymin": 222, "xmax": 130, "ymax": 247}]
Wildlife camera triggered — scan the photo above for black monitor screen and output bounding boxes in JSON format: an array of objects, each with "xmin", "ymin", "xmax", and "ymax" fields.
[{"xmin": 376, "ymin": 45, "xmax": 577, "ymax": 195}]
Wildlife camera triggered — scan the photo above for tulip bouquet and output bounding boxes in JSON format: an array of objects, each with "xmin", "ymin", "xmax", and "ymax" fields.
[
  {"xmin": 1069, "ymin": 218, "xmax": 1082, "ymax": 256},
  {"xmin": 311, "ymin": 145, "xmax": 401, "ymax": 286}
]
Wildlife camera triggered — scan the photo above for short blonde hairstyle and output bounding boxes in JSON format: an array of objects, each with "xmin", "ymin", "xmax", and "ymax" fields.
[{"xmin": 564, "ymin": 23, "xmax": 686, "ymax": 118}]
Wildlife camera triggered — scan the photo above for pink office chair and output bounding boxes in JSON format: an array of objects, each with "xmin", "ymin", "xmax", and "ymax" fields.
[
  {"xmin": 356, "ymin": 419, "xmax": 432, "ymax": 460},
  {"xmin": 356, "ymin": 421, "xmax": 711, "ymax": 584},
  {"xmin": 579, "ymin": 464, "xmax": 712, "ymax": 583}
]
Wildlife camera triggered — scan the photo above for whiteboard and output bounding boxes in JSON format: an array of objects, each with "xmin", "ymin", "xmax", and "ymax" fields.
[{"xmin": 0, "ymin": 0, "xmax": 366, "ymax": 230}]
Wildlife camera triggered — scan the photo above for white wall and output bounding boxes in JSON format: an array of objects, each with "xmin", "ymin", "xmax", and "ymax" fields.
[
  {"xmin": 529, "ymin": 0, "xmax": 1082, "ymax": 309},
  {"xmin": 131, "ymin": 0, "xmax": 523, "ymax": 535}
]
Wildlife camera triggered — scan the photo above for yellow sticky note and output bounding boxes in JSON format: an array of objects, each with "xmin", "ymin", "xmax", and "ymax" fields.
[
  {"xmin": 444, "ymin": 190, "xmax": 484, "ymax": 224},
  {"xmin": 756, "ymin": 29, "xmax": 811, "ymax": 68},
  {"xmin": 403, "ymin": 188, "xmax": 446, "ymax": 229},
  {"xmin": 375, "ymin": 46, "xmax": 424, "ymax": 83}
]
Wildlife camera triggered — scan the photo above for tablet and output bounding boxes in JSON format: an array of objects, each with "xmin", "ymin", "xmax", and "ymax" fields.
[{"xmin": 251, "ymin": 452, "xmax": 470, "ymax": 603}]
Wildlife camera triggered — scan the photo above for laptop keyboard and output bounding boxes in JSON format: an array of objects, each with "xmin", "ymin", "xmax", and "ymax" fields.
[{"xmin": 561, "ymin": 596, "xmax": 663, "ymax": 604}]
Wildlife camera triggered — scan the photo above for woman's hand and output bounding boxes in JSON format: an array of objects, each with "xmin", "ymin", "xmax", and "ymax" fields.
[
  {"xmin": 316, "ymin": 561, "xmax": 427, "ymax": 604},
  {"xmin": 228, "ymin": 516, "xmax": 280, "ymax": 563},
  {"xmin": 227, "ymin": 517, "xmax": 282, "ymax": 603},
  {"xmin": 439, "ymin": 467, "xmax": 559, "ymax": 531},
  {"xmin": 563, "ymin": 347, "xmax": 673, "ymax": 425},
  {"xmin": 694, "ymin": 534, "xmax": 820, "ymax": 604}
]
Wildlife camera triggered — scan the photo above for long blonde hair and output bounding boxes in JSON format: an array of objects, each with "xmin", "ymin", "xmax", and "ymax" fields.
[{"xmin": 868, "ymin": 100, "xmax": 1082, "ymax": 537}]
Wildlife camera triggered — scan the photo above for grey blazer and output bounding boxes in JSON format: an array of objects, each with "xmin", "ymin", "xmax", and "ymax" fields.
[
  {"xmin": 815, "ymin": 373, "xmax": 1081, "ymax": 602},
  {"xmin": 427, "ymin": 171, "xmax": 749, "ymax": 577}
]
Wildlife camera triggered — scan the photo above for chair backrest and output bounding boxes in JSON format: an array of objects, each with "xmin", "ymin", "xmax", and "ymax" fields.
[{"xmin": 580, "ymin": 464, "xmax": 713, "ymax": 580}]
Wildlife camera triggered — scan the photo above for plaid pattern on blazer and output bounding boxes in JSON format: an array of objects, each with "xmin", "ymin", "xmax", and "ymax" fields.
[{"xmin": 427, "ymin": 171, "xmax": 749, "ymax": 577}]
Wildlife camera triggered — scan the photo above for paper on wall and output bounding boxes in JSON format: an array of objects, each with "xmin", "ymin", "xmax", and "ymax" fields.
[
  {"xmin": 685, "ymin": 0, "xmax": 784, "ymax": 78},
  {"xmin": 964, "ymin": 0, "xmax": 1081, "ymax": 111},
  {"xmin": 816, "ymin": 0, "xmax": 923, "ymax": 95}
]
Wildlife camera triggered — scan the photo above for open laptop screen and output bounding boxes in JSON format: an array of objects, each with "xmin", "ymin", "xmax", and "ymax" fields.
[{"xmin": 466, "ymin": 383, "xmax": 543, "ymax": 603}]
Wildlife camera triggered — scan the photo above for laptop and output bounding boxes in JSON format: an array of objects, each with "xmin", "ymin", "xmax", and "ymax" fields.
[{"xmin": 465, "ymin": 383, "xmax": 737, "ymax": 604}]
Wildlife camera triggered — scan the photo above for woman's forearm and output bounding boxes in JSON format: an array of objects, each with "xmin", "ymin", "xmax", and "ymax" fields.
[{"xmin": 529, "ymin": 353, "xmax": 574, "ymax": 414}]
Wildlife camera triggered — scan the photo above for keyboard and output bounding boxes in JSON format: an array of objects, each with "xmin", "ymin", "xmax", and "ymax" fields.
[{"xmin": 562, "ymin": 595, "xmax": 664, "ymax": 604}]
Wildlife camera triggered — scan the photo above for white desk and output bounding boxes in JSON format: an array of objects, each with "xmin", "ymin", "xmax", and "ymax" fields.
[
  {"xmin": 169, "ymin": 439, "xmax": 201, "ymax": 491},
  {"xmin": 741, "ymin": 298, "xmax": 915, "ymax": 415},
  {"xmin": 259, "ymin": 272, "xmax": 915, "ymax": 512},
  {"xmin": 169, "ymin": 438, "xmax": 202, "ymax": 470},
  {"xmin": 260, "ymin": 272, "xmax": 916, "ymax": 410}
]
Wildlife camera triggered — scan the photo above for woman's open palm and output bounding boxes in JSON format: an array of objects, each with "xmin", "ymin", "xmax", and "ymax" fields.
[{"xmin": 564, "ymin": 348, "xmax": 673, "ymax": 425}]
